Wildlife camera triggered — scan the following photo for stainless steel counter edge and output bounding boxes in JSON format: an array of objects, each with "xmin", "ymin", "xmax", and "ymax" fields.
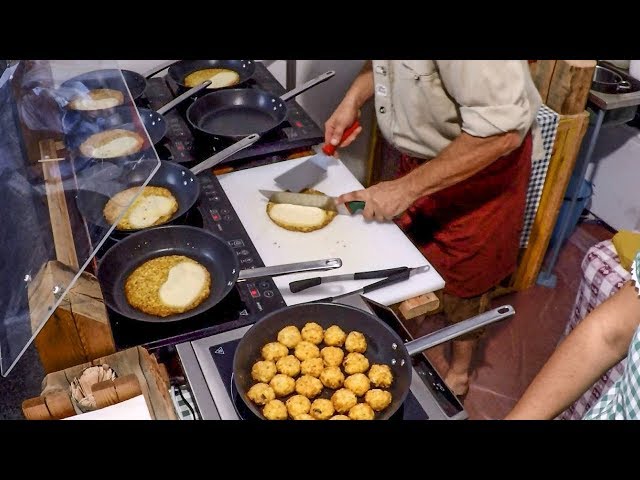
[{"xmin": 175, "ymin": 342, "xmax": 220, "ymax": 420}]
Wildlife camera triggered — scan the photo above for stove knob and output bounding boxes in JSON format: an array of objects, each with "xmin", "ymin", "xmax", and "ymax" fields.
[
  {"xmin": 263, "ymin": 290, "xmax": 274, "ymax": 298},
  {"xmin": 259, "ymin": 281, "xmax": 270, "ymax": 289}
]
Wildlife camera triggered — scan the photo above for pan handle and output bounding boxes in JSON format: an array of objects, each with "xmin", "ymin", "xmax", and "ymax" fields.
[
  {"xmin": 238, "ymin": 258, "xmax": 342, "ymax": 281},
  {"xmin": 405, "ymin": 305, "xmax": 515, "ymax": 356},
  {"xmin": 190, "ymin": 134, "xmax": 261, "ymax": 175},
  {"xmin": 143, "ymin": 60, "xmax": 179, "ymax": 79},
  {"xmin": 280, "ymin": 70, "xmax": 336, "ymax": 102},
  {"xmin": 157, "ymin": 80, "xmax": 212, "ymax": 116}
]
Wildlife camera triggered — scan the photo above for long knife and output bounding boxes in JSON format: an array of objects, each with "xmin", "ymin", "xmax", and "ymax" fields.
[
  {"xmin": 307, "ymin": 265, "xmax": 430, "ymax": 303},
  {"xmin": 259, "ymin": 189, "xmax": 365, "ymax": 215}
]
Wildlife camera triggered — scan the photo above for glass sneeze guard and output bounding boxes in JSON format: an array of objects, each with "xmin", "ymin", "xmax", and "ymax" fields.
[{"xmin": 0, "ymin": 60, "xmax": 161, "ymax": 376}]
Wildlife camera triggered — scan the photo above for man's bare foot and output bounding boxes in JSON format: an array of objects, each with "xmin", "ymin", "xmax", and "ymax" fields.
[{"xmin": 444, "ymin": 370, "xmax": 469, "ymax": 397}]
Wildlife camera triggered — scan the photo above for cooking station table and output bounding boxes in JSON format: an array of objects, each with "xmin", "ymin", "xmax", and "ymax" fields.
[{"xmin": 89, "ymin": 61, "xmax": 456, "ymax": 419}]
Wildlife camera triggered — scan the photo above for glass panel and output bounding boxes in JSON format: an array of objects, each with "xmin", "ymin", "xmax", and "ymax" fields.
[{"xmin": 0, "ymin": 60, "xmax": 161, "ymax": 375}]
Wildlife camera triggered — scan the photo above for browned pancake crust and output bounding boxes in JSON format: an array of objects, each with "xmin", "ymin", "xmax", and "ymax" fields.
[
  {"xmin": 266, "ymin": 188, "xmax": 337, "ymax": 233},
  {"xmin": 124, "ymin": 255, "xmax": 211, "ymax": 317},
  {"xmin": 69, "ymin": 88, "xmax": 124, "ymax": 110},
  {"xmin": 103, "ymin": 186, "xmax": 178, "ymax": 230}
]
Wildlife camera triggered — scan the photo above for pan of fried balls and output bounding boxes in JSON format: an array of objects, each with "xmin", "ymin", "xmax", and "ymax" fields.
[{"xmin": 233, "ymin": 302, "xmax": 415, "ymax": 420}]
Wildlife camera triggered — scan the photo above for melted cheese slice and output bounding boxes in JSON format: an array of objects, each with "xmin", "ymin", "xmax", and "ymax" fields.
[
  {"xmin": 268, "ymin": 203, "xmax": 328, "ymax": 229},
  {"xmin": 209, "ymin": 70, "xmax": 240, "ymax": 88},
  {"xmin": 127, "ymin": 195, "xmax": 175, "ymax": 229},
  {"xmin": 73, "ymin": 97, "xmax": 121, "ymax": 110},
  {"xmin": 91, "ymin": 136, "xmax": 141, "ymax": 158},
  {"xmin": 158, "ymin": 262, "xmax": 208, "ymax": 308}
]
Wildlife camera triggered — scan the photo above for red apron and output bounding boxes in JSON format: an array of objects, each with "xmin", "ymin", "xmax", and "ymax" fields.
[{"xmin": 394, "ymin": 132, "xmax": 533, "ymax": 298}]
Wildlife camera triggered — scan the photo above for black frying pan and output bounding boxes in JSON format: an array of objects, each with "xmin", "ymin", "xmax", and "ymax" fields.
[
  {"xmin": 233, "ymin": 302, "xmax": 515, "ymax": 420},
  {"xmin": 145, "ymin": 60, "xmax": 256, "ymax": 92},
  {"xmin": 186, "ymin": 70, "xmax": 335, "ymax": 141},
  {"xmin": 62, "ymin": 80, "xmax": 212, "ymax": 163},
  {"xmin": 74, "ymin": 133, "xmax": 261, "ymax": 238},
  {"xmin": 59, "ymin": 68, "xmax": 146, "ymax": 118},
  {"xmin": 96, "ymin": 225, "xmax": 343, "ymax": 323}
]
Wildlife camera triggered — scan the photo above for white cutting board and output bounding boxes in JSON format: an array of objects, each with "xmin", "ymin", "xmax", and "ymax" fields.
[{"xmin": 218, "ymin": 157, "xmax": 445, "ymax": 306}]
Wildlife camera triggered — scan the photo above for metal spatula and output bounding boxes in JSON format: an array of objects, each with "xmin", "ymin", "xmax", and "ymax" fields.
[{"xmin": 274, "ymin": 120, "xmax": 360, "ymax": 192}]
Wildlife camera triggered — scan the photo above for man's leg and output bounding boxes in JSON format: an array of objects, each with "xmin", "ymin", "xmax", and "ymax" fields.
[{"xmin": 442, "ymin": 292, "xmax": 490, "ymax": 397}]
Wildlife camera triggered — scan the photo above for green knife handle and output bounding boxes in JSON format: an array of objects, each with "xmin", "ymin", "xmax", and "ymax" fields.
[{"xmin": 345, "ymin": 201, "xmax": 366, "ymax": 214}]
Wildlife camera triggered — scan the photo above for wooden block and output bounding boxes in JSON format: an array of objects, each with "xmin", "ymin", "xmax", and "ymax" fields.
[
  {"xmin": 513, "ymin": 111, "xmax": 590, "ymax": 290},
  {"xmin": 92, "ymin": 380, "xmax": 119, "ymax": 409},
  {"xmin": 114, "ymin": 374, "xmax": 142, "ymax": 403},
  {"xmin": 22, "ymin": 397, "xmax": 53, "ymax": 420},
  {"xmin": 398, "ymin": 292, "xmax": 440, "ymax": 320},
  {"xmin": 546, "ymin": 60, "xmax": 597, "ymax": 115},
  {"xmin": 43, "ymin": 390, "xmax": 75, "ymax": 419},
  {"xmin": 30, "ymin": 261, "xmax": 115, "ymax": 373},
  {"xmin": 529, "ymin": 60, "xmax": 557, "ymax": 102}
]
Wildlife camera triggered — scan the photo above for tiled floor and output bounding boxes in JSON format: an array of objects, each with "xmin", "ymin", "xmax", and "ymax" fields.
[{"xmin": 404, "ymin": 221, "xmax": 615, "ymax": 420}]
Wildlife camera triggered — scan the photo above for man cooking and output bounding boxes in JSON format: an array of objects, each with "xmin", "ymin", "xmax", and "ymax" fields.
[{"xmin": 325, "ymin": 60, "xmax": 542, "ymax": 397}]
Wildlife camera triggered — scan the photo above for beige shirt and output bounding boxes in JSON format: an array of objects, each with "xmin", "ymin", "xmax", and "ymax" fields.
[{"xmin": 372, "ymin": 60, "xmax": 543, "ymax": 160}]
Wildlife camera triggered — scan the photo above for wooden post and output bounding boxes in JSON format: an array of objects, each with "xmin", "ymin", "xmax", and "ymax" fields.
[
  {"xmin": 512, "ymin": 111, "xmax": 590, "ymax": 289},
  {"xmin": 546, "ymin": 60, "xmax": 597, "ymax": 115},
  {"xmin": 29, "ymin": 139, "xmax": 115, "ymax": 373}
]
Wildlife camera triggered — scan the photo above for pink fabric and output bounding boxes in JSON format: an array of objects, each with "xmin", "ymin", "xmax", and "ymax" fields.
[{"xmin": 558, "ymin": 240, "xmax": 631, "ymax": 420}]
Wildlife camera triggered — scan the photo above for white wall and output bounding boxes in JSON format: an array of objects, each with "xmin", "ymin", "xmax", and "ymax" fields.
[
  {"xmin": 583, "ymin": 123, "xmax": 640, "ymax": 231},
  {"xmin": 117, "ymin": 60, "xmax": 372, "ymax": 183}
]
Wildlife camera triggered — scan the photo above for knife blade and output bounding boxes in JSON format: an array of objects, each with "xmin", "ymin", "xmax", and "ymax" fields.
[
  {"xmin": 308, "ymin": 265, "xmax": 431, "ymax": 303},
  {"xmin": 259, "ymin": 189, "xmax": 365, "ymax": 216}
]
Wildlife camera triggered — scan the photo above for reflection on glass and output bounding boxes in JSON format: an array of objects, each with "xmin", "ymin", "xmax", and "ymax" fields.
[{"xmin": 0, "ymin": 60, "xmax": 160, "ymax": 376}]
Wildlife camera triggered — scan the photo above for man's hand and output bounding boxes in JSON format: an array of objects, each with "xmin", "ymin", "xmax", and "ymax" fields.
[
  {"xmin": 337, "ymin": 178, "xmax": 416, "ymax": 222},
  {"xmin": 324, "ymin": 99, "xmax": 362, "ymax": 149}
]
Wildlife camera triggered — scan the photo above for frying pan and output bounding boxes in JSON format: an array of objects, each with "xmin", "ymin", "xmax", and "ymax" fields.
[
  {"xmin": 62, "ymin": 80, "xmax": 212, "ymax": 163},
  {"xmin": 58, "ymin": 68, "xmax": 147, "ymax": 117},
  {"xmin": 96, "ymin": 225, "xmax": 343, "ymax": 323},
  {"xmin": 186, "ymin": 70, "xmax": 336, "ymax": 141},
  {"xmin": 74, "ymin": 133, "xmax": 260, "ymax": 238},
  {"xmin": 145, "ymin": 60, "xmax": 256, "ymax": 92},
  {"xmin": 233, "ymin": 302, "xmax": 515, "ymax": 420}
]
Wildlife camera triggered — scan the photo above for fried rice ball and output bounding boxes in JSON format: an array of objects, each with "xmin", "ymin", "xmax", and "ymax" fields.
[
  {"xmin": 300, "ymin": 357, "xmax": 324, "ymax": 377},
  {"xmin": 247, "ymin": 383, "xmax": 275, "ymax": 406},
  {"xmin": 251, "ymin": 360, "xmax": 277, "ymax": 383},
  {"xmin": 294, "ymin": 341, "xmax": 320, "ymax": 361},
  {"xmin": 365, "ymin": 389, "xmax": 393, "ymax": 411},
  {"xmin": 343, "ymin": 352, "xmax": 370, "ymax": 375},
  {"xmin": 261, "ymin": 342, "xmax": 288, "ymax": 362},
  {"xmin": 276, "ymin": 355, "xmax": 301, "ymax": 377},
  {"xmin": 348, "ymin": 403, "xmax": 375, "ymax": 420},
  {"xmin": 301, "ymin": 322, "xmax": 324, "ymax": 345},
  {"xmin": 269, "ymin": 374, "xmax": 296, "ymax": 397},
  {"xmin": 263, "ymin": 399, "xmax": 288, "ymax": 420},
  {"xmin": 330, "ymin": 415, "xmax": 350, "ymax": 420},
  {"xmin": 345, "ymin": 331, "xmax": 367, "ymax": 353},
  {"xmin": 324, "ymin": 325, "xmax": 347, "ymax": 347},
  {"xmin": 320, "ymin": 366, "xmax": 345, "ymax": 389},
  {"xmin": 344, "ymin": 373, "xmax": 371, "ymax": 397},
  {"xmin": 295, "ymin": 375, "xmax": 323, "ymax": 399},
  {"xmin": 310, "ymin": 398, "xmax": 335, "ymax": 420},
  {"xmin": 368, "ymin": 364, "xmax": 394, "ymax": 388},
  {"xmin": 286, "ymin": 394, "xmax": 311, "ymax": 417},
  {"xmin": 294, "ymin": 413, "xmax": 315, "ymax": 420},
  {"xmin": 277, "ymin": 325, "xmax": 302, "ymax": 349},
  {"xmin": 331, "ymin": 388, "xmax": 358, "ymax": 413},
  {"xmin": 321, "ymin": 346, "xmax": 344, "ymax": 367}
]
